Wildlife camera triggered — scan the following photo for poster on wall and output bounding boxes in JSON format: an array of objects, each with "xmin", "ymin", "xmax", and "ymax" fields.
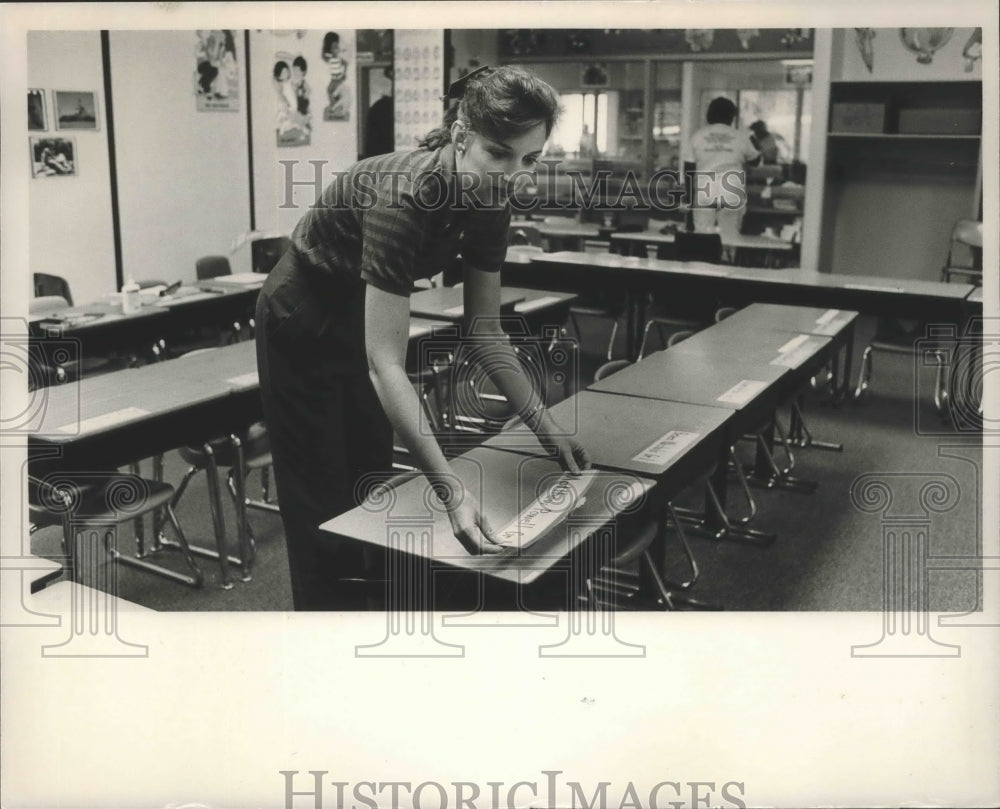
[
  {"xmin": 274, "ymin": 50, "xmax": 312, "ymax": 146},
  {"xmin": 29, "ymin": 136, "xmax": 76, "ymax": 177},
  {"xmin": 194, "ymin": 29, "xmax": 239, "ymax": 111},
  {"xmin": 394, "ymin": 29, "xmax": 443, "ymax": 150},
  {"xmin": 321, "ymin": 31, "xmax": 351, "ymax": 121},
  {"xmin": 53, "ymin": 90, "xmax": 98, "ymax": 130},
  {"xmin": 27, "ymin": 89, "xmax": 47, "ymax": 131}
]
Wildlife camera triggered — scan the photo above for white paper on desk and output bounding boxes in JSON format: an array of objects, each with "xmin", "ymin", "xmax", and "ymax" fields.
[
  {"xmin": 631, "ymin": 430, "xmax": 700, "ymax": 466},
  {"xmin": 815, "ymin": 308, "xmax": 841, "ymax": 325},
  {"xmin": 58, "ymin": 406, "xmax": 150, "ymax": 434},
  {"xmin": 771, "ymin": 339, "xmax": 823, "ymax": 369},
  {"xmin": 442, "ymin": 305, "xmax": 465, "ymax": 317},
  {"xmin": 226, "ymin": 372, "xmax": 259, "ymax": 388},
  {"xmin": 209, "ymin": 272, "xmax": 266, "ymax": 286},
  {"xmin": 844, "ymin": 282, "xmax": 903, "ymax": 293},
  {"xmin": 495, "ymin": 470, "xmax": 598, "ymax": 550},
  {"xmin": 514, "ymin": 295, "xmax": 562, "ymax": 313},
  {"xmin": 776, "ymin": 333, "xmax": 810, "ymax": 354},
  {"xmin": 716, "ymin": 379, "xmax": 769, "ymax": 406}
]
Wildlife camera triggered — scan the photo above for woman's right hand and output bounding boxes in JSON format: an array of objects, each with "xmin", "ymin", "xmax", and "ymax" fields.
[{"xmin": 445, "ymin": 494, "xmax": 506, "ymax": 555}]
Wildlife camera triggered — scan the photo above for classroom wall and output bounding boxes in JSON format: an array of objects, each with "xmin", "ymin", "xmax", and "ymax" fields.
[
  {"xmin": 110, "ymin": 30, "xmax": 251, "ymax": 287},
  {"xmin": 831, "ymin": 27, "xmax": 983, "ymax": 82},
  {"xmin": 449, "ymin": 29, "xmax": 499, "ymax": 86},
  {"xmin": 27, "ymin": 31, "xmax": 116, "ymax": 306},
  {"xmin": 820, "ymin": 28, "xmax": 981, "ymax": 279},
  {"xmin": 250, "ymin": 29, "xmax": 358, "ymax": 237}
]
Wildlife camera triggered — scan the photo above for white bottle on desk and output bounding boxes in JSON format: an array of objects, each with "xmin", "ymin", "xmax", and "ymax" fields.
[{"xmin": 121, "ymin": 276, "xmax": 141, "ymax": 314}]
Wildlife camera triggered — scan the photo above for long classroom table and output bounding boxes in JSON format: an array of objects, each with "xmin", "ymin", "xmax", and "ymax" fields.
[
  {"xmin": 502, "ymin": 251, "xmax": 981, "ymax": 360},
  {"xmin": 610, "ymin": 229, "xmax": 795, "ymax": 266}
]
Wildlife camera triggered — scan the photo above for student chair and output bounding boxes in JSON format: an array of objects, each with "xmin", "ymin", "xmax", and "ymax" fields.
[
  {"xmin": 28, "ymin": 469, "xmax": 203, "ymax": 589},
  {"xmin": 582, "ymin": 501, "xmax": 717, "ymax": 611},
  {"xmin": 657, "ymin": 232, "xmax": 723, "ymax": 263},
  {"xmin": 33, "ymin": 273, "xmax": 73, "ymax": 305},
  {"xmin": 195, "ymin": 255, "xmax": 233, "ymax": 280},
  {"xmin": 854, "ymin": 324, "xmax": 949, "ymax": 413},
  {"xmin": 147, "ymin": 346, "xmax": 273, "ymax": 588},
  {"xmin": 508, "ymin": 224, "xmax": 542, "ymax": 247},
  {"xmin": 940, "ymin": 219, "xmax": 983, "ymax": 285}
]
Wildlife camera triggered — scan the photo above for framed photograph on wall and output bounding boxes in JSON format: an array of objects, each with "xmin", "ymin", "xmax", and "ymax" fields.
[
  {"xmin": 28, "ymin": 89, "xmax": 47, "ymax": 131},
  {"xmin": 580, "ymin": 62, "xmax": 610, "ymax": 88},
  {"xmin": 30, "ymin": 136, "xmax": 77, "ymax": 177},
  {"xmin": 53, "ymin": 90, "xmax": 99, "ymax": 130}
]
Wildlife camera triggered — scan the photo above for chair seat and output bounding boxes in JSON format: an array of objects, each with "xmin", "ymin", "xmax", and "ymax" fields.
[
  {"xmin": 30, "ymin": 473, "xmax": 176, "ymax": 527},
  {"xmin": 178, "ymin": 422, "xmax": 270, "ymax": 467},
  {"xmin": 611, "ymin": 519, "xmax": 658, "ymax": 567}
]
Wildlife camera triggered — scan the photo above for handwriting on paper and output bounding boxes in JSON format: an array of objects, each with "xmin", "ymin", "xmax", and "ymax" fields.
[{"xmin": 495, "ymin": 470, "xmax": 598, "ymax": 550}]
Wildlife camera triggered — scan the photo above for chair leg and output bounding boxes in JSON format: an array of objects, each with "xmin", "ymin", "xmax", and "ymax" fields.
[
  {"xmin": 103, "ymin": 509, "xmax": 204, "ymax": 588},
  {"xmin": 228, "ymin": 435, "xmax": 254, "ymax": 581},
  {"xmin": 727, "ymin": 446, "xmax": 759, "ymax": 524},
  {"xmin": 260, "ymin": 466, "xmax": 271, "ymax": 504},
  {"xmin": 854, "ymin": 345, "xmax": 873, "ymax": 399},
  {"xmin": 933, "ymin": 349, "xmax": 948, "ymax": 415},
  {"xmin": 162, "ymin": 448, "xmax": 240, "ymax": 588},
  {"xmin": 606, "ymin": 320, "xmax": 619, "ymax": 362},
  {"xmin": 789, "ymin": 399, "xmax": 843, "ymax": 452}
]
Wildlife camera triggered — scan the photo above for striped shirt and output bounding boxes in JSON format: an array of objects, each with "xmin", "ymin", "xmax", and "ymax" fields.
[{"xmin": 290, "ymin": 143, "xmax": 510, "ymax": 297}]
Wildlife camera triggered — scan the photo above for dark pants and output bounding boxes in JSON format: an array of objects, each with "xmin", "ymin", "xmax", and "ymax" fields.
[{"xmin": 256, "ymin": 252, "xmax": 393, "ymax": 610}]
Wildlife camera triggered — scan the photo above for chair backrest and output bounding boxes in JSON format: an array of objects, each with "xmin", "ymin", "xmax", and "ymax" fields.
[
  {"xmin": 250, "ymin": 236, "xmax": 291, "ymax": 274},
  {"xmin": 33, "ymin": 273, "xmax": 73, "ymax": 305},
  {"xmin": 952, "ymin": 219, "xmax": 983, "ymax": 249},
  {"xmin": 593, "ymin": 358, "xmax": 632, "ymax": 382},
  {"xmin": 195, "ymin": 255, "xmax": 232, "ymax": 280},
  {"xmin": 714, "ymin": 306, "xmax": 738, "ymax": 322},
  {"xmin": 674, "ymin": 232, "xmax": 723, "ymax": 263},
  {"xmin": 508, "ymin": 225, "xmax": 542, "ymax": 247},
  {"xmin": 29, "ymin": 295, "xmax": 70, "ymax": 315},
  {"xmin": 666, "ymin": 329, "xmax": 695, "ymax": 347}
]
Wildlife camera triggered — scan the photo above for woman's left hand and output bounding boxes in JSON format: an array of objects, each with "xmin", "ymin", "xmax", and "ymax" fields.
[{"xmin": 533, "ymin": 415, "xmax": 592, "ymax": 475}]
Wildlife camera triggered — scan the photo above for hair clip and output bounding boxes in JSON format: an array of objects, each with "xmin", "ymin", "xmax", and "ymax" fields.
[{"xmin": 442, "ymin": 64, "xmax": 493, "ymax": 101}]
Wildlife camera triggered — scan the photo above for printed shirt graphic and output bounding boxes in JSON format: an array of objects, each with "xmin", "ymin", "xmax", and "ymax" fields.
[{"xmin": 683, "ymin": 123, "xmax": 759, "ymax": 206}]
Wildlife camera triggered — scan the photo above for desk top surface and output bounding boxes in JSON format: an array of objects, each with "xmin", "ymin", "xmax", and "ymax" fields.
[
  {"xmin": 527, "ymin": 251, "xmax": 736, "ymax": 278},
  {"xmin": 589, "ymin": 346, "xmax": 789, "ymax": 411},
  {"xmin": 671, "ymin": 324, "xmax": 833, "ymax": 371},
  {"xmin": 610, "ymin": 229, "xmax": 794, "ymax": 251},
  {"xmin": 967, "ymin": 286, "xmax": 983, "ymax": 303},
  {"xmin": 727, "ymin": 267, "xmax": 976, "ymax": 299},
  {"xmin": 409, "ymin": 286, "xmax": 525, "ymax": 319},
  {"xmin": 31, "ymin": 355, "xmax": 239, "ymax": 442},
  {"xmin": 532, "ymin": 221, "xmax": 602, "ymax": 238},
  {"xmin": 484, "ymin": 389, "xmax": 731, "ymax": 479},
  {"xmin": 319, "ymin": 446, "xmax": 655, "ymax": 583},
  {"xmin": 722, "ymin": 303, "xmax": 859, "ymax": 338}
]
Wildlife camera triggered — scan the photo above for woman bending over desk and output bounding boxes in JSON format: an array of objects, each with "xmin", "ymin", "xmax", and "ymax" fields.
[{"xmin": 256, "ymin": 66, "xmax": 591, "ymax": 610}]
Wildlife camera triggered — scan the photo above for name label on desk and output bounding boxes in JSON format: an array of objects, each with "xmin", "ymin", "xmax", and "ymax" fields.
[
  {"xmin": 58, "ymin": 406, "xmax": 150, "ymax": 434},
  {"xmin": 496, "ymin": 470, "xmax": 598, "ymax": 550},
  {"xmin": 226, "ymin": 372, "xmax": 259, "ymax": 388},
  {"xmin": 716, "ymin": 379, "xmax": 769, "ymax": 406},
  {"xmin": 515, "ymin": 295, "xmax": 562, "ymax": 313},
  {"xmin": 771, "ymin": 339, "xmax": 823, "ymax": 368},
  {"xmin": 631, "ymin": 430, "xmax": 700, "ymax": 466},
  {"xmin": 813, "ymin": 309, "xmax": 853, "ymax": 335},
  {"xmin": 442, "ymin": 305, "xmax": 465, "ymax": 317},
  {"xmin": 776, "ymin": 333, "xmax": 810, "ymax": 354},
  {"xmin": 815, "ymin": 308, "xmax": 841, "ymax": 325}
]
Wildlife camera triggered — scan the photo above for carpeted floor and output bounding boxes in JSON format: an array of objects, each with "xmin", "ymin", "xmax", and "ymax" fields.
[{"xmin": 29, "ymin": 313, "xmax": 983, "ymax": 613}]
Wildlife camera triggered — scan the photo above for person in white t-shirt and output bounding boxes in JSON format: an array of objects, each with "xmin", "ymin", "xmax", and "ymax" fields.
[{"xmin": 682, "ymin": 97, "xmax": 760, "ymax": 240}]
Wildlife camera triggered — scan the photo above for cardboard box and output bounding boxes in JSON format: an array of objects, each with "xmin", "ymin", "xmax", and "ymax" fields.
[
  {"xmin": 898, "ymin": 108, "xmax": 980, "ymax": 135},
  {"xmin": 830, "ymin": 102, "xmax": 885, "ymax": 133}
]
